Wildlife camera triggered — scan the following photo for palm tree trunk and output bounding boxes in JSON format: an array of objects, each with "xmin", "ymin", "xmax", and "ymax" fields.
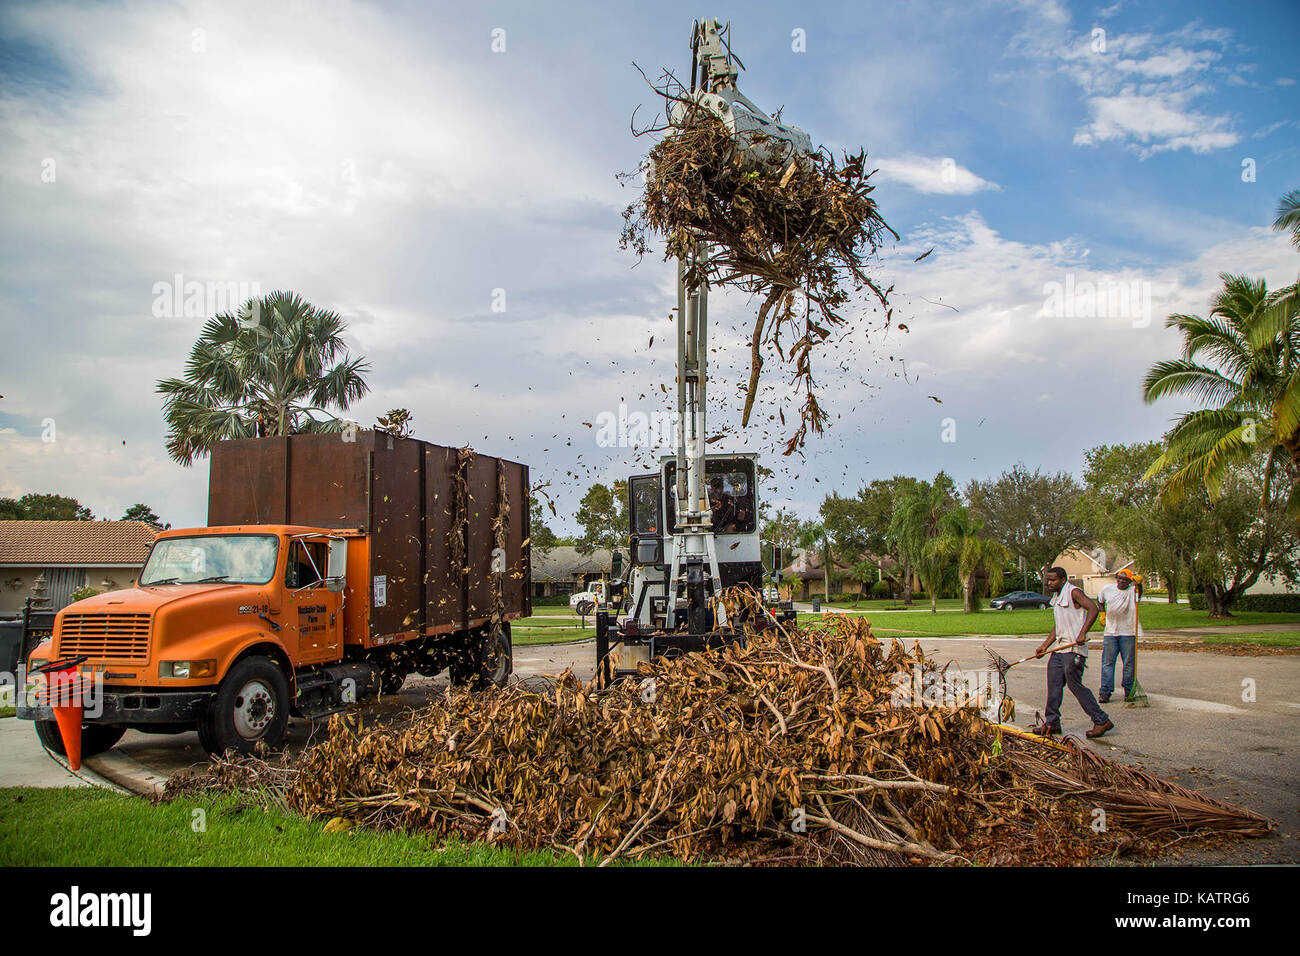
[
  {"xmin": 902, "ymin": 558, "xmax": 914, "ymax": 606},
  {"xmin": 962, "ymin": 573, "xmax": 975, "ymax": 614}
]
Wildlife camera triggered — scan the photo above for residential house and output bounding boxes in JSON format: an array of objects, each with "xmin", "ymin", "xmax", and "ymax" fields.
[
  {"xmin": 529, "ymin": 546, "xmax": 622, "ymax": 597},
  {"xmin": 0, "ymin": 520, "xmax": 159, "ymax": 614}
]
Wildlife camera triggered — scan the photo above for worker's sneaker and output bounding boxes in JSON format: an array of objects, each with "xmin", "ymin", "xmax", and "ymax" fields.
[
  {"xmin": 1086, "ymin": 719, "xmax": 1114, "ymax": 739},
  {"xmin": 1098, "ymin": 693, "xmax": 1111, "ymax": 703}
]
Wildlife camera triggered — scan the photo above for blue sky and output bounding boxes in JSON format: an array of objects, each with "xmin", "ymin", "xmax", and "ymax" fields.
[{"xmin": 1, "ymin": 0, "xmax": 1297, "ymax": 531}]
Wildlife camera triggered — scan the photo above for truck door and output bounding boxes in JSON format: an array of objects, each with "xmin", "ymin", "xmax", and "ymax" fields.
[{"xmin": 283, "ymin": 536, "xmax": 343, "ymax": 665}]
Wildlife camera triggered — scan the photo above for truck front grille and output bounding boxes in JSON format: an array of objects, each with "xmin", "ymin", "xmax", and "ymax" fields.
[{"xmin": 57, "ymin": 613, "xmax": 152, "ymax": 663}]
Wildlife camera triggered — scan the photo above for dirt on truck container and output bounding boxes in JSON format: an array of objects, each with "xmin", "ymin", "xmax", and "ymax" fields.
[{"xmin": 19, "ymin": 432, "xmax": 529, "ymax": 758}]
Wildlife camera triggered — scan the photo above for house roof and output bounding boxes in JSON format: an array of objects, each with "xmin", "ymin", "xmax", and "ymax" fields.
[
  {"xmin": 782, "ymin": 550, "xmax": 899, "ymax": 580},
  {"xmin": 1057, "ymin": 546, "xmax": 1135, "ymax": 575},
  {"xmin": 530, "ymin": 545, "xmax": 621, "ymax": 582},
  {"xmin": 0, "ymin": 521, "xmax": 158, "ymax": 566}
]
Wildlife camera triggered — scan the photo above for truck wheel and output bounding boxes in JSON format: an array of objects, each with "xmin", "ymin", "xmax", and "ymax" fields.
[
  {"xmin": 379, "ymin": 666, "xmax": 410, "ymax": 695},
  {"xmin": 35, "ymin": 720, "xmax": 125, "ymax": 758},
  {"xmin": 576, "ymin": 600, "xmax": 595, "ymax": 618},
  {"xmin": 448, "ymin": 626, "xmax": 512, "ymax": 690},
  {"xmin": 198, "ymin": 656, "xmax": 290, "ymax": 757}
]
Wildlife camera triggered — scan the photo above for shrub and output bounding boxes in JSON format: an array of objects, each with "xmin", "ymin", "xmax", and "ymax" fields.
[
  {"xmin": 869, "ymin": 579, "xmax": 893, "ymax": 600},
  {"xmin": 1187, "ymin": 593, "xmax": 1300, "ymax": 613}
]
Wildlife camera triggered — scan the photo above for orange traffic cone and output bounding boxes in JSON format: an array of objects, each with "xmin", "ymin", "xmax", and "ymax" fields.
[{"xmin": 42, "ymin": 664, "xmax": 85, "ymax": 771}]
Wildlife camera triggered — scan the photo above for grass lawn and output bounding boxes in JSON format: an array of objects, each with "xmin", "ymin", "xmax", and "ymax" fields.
[
  {"xmin": 0, "ymin": 706, "xmax": 13, "ymax": 719},
  {"xmin": 820, "ymin": 598, "xmax": 965, "ymax": 612},
  {"xmin": 527, "ymin": 605, "xmax": 580, "ymax": 616},
  {"xmin": 513, "ymin": 627, "xmax": 592, "ymax": 645},
  {"xmin": 798, "ymin": 604, "xmax": 1300, "ymax": 637},
  {"xmin": 0, "ymin": 787, "xmax": 671, "ymax": 866},
  {"xmin": 1201, "ymin": 632, "xmax": 1300, "ymax": 647}
]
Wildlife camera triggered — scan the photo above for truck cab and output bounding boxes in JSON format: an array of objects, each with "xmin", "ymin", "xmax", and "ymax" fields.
[{"xmin": 19, "ymin": 432, "xmax": 531, "ymax": 759}]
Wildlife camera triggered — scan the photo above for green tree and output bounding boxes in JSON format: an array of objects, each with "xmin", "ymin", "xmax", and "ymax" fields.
[
  {"xmin": 528, "ymin": 495, "xmax": 561, "ymax": 558},
  {"xmin": 121, "ymin": 503, "xmax": 165, "ymax": 528},
  {"xmin": 574, "ymin": 481, "xmax": 628, "ymax": 554},
  {"xmin": 965, "ymin": 465, "xmax": 1088, "ymax": 585},
  {"xmin": 822, "ymin": 476, "xmax": 920, "ymax": 604},
  {"xmin": 926, "ymin": 506, "xmax": 1010, "ymax": 613},
  {"xmin": 1178, "ymin": 458, "xmax": 1299, "ymax": 617},
  {"xmin": 157, "ymin": 291, "xmax": 370, "ymax": 465},
  {"xmin": 797, "ymin": 521, "xmax": 835, "ymax": 597},
  {"xmin": 0, "ymin": 493, "xmax": 93, "ymax": 520},
  {"xmin": 760, "ymin": 506, "xmax": 804, "ymax": 575},
  {"xmin": 888, "ymin": 473, "xmax": 958, "ymax": 612},
  {"xmin": 1143, "ymin": 272, "xmax": 1300, "ymax": 517},
  {"xmin": 1076, "ymin": 442, "xmax": 1191, "ymax": 603}
]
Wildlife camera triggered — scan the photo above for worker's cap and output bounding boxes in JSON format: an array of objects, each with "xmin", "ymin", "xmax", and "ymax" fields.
[{"xmin": 1116, "ymin": 568, "xmax": 1135, "ymax": 580}]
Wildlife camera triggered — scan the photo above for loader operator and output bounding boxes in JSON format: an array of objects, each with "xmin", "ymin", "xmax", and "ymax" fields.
[
  {"xmin": 708, "ymin": 476, "xmax": 737, "ymax": 533},
  {"xmin": 1032, "ymin": 566, "xmax": 1113, "ymax": 739}
]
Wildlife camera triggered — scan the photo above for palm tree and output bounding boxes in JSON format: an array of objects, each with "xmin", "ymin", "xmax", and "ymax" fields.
[
  {"xmin": 158, "ymin": 291, "xmax": 370, "ymax": 465},
  {"xmin": 888, "ymin": 476, "xmax": 955, "ymax": 613},
  {"xmin": 798, "ymin": 522, "xmax": 835, "ymax": 602},
  {"xmin": 926, "ymin": 506, "xmax": 1009, "ymax": 613},
  {"xmin": 1275, "ymin": 187, "xmax": 1300, "ymax": 250},
  {"xmin": 1142, "ymin": 272, "xmax": 1300, "ymax": 517}
]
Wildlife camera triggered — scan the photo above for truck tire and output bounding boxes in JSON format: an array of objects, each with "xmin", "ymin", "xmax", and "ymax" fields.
[
  {"xmin": 448, "ymin": 626, "xmax": 512, "ymax": 690},
  {"xmin": 576, "ymin": 600, "xmax": 595, "ymax": 618},
  {"xmin": 379, "ymin": 666, "xmax": 410, "ymax": 695},
  {"xmin": 34, "ymin": 720, "xmax": 125, "ymax": 759},
  {"xmin": 198, "ymin": 656, "xmax": 290, "ymax": 757}
]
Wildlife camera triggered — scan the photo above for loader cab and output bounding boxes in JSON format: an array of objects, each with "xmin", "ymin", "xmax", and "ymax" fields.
[
  {"xmin": 621, "ymin": 454, "xmax": 763, "ymax": 631},
  {"xmin": 662, "ymin": 454, "xmax": 762, "ymax": 580}
]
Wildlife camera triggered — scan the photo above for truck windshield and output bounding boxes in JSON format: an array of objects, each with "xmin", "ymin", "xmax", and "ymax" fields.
[{"xmin": 140, "ymin": 535, "xmax": 279, "ymax": 586}]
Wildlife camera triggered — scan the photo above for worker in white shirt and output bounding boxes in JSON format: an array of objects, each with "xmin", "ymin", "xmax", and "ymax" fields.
[
  {"xmin": 1097, "ymin": 568, "xmax": 1140, "ymax": 703},
  {"xmin": 1032, "ymin": 566, "xmax": 1113, "ymax": 738}
]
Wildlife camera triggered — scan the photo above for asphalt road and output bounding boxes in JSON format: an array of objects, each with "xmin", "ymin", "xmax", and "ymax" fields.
[{"xmin": 3, "ymin": 635, "xmax": 1296, "ymax": 863}]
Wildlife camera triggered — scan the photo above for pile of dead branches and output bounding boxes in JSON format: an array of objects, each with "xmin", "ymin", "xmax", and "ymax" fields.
[
  {"xmin": 264, "ymin": 615, "xmax": 1268, "ymax": 865},
  {"xmin": 621, "ymin": 87, "xmax": 897, "ymax": 453}
]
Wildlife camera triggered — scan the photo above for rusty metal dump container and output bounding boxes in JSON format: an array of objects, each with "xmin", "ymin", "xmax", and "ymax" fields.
[{"xmin": 207, "ymin": 432, "xmax": 530, "ymax": 640}]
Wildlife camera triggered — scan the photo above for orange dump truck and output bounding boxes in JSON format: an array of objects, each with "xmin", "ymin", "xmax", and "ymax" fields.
[{"xmin": 18, "ymin": 432, "xmax": 530, "ymax": 757}]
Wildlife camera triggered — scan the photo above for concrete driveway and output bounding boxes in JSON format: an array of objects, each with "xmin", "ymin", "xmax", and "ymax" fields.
[{"xmin": 3, "ymin": 635, "xmax": 1295, "ymax": 862}]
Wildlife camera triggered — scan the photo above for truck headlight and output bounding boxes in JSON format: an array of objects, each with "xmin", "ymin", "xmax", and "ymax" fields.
[{"xmin": 160, "ymin": 660, "xmax": 216, "ymax": 679}]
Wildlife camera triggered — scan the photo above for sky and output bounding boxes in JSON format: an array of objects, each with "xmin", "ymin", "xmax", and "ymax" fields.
[{"xmin": 1, "ymin": 0, "xmax": 1297, "ymax": 533}]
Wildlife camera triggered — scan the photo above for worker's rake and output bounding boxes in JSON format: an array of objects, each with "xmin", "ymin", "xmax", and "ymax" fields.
[
  {"xmin": 984, "ymin": 641, "xmax": 1077, "ymax": 726},
  {"xmin": 985, "ymin": 640, "xmax": 1072, "ymax": 681}
]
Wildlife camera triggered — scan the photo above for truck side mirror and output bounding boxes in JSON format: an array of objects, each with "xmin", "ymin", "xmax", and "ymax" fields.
[
  {"xmin": 772, "ymin": 545, "xmax": 783, "ymax": 570},
  {"xmin": 326, "ymin": 539, "xmax": 348, "ymax": 592},
  {"xmin": 611, "ymin": 551, "xmax": 624, "ymax": 580}
]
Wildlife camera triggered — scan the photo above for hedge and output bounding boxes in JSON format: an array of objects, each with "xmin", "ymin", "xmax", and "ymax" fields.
[{"xmin": 1187, "ymin": 592, "xmax": 1300, "ymax": 613}]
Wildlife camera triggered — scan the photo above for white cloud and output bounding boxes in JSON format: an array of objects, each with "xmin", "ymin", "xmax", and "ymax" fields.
[
  {"xmin": 1014, "ymin": 7, "xmax": 1241, "ymax": 157},
  {"xmin": 873, "ymin": 155, "xmax": 1000, "ymax": 195},
  {"xmin": 1073, "ymin": 91, "xmax": 1240, "ymax": 155}
]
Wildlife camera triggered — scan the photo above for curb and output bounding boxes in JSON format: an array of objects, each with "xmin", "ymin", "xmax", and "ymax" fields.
[
  {"xmin": 83, "ymin": 749, "xmax": 172, "ymax": 798},
  {"xmin": 40, "ymin": 750, "xmax": 132, "ymax": 795}
]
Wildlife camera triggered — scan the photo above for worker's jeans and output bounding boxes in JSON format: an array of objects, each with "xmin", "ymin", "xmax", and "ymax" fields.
[
  {"xmin": 1044, "ymin": 652, "xmax": 1109, "ymax": 730},
  {"xmin": 1100, "ymin": 634, "xmax": 1136, "ymax": 699}
]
